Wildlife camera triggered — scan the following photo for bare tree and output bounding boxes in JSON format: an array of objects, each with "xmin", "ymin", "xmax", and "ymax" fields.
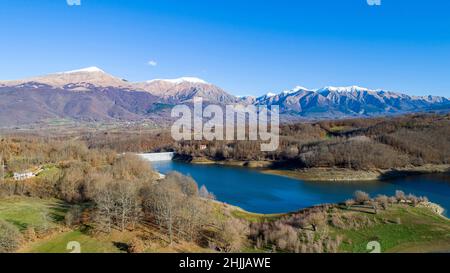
[
  {"xmin": 354, "ymin": 191, "xmax": 370, "ymax": 204},
  {"xmin": 177, "ymin": 197, "xmax": 211, "ymax": 241},
  {"xmin": 344, "ymin": 199, "xmax": 355, "ymax": 209},
  {"xmin": 165, "ymin": 172, "xmax": 198, "ymax": 197},
  {"xmin": 114, "ymin": 180, "xmax": 142, "ymax": 231},
  {"xmin": 91, "ymin": 177, "xmax": 142, "ymax": 232},
  {"xmin": 65, "ymin": 205, "xmax": 83, "ymax": 227},
  {"xmin": 375, "ymin": 195, "xmax": 389, "ymax": 210},
  {"xmin": 0, "ymin": 154, "xmax": 4, "ymax": 183},
  {"xmin": 215, "ymin": 218, "xmax": 249, "ymax": 252},
  {"xmin": 58, "ymin": 163, "xmax": 88, "ymax": 203},
  {"xmin": 199, "ymin": 185, "xmax": 215, "ymax": 200},
  {"xmin": 407, "ymin": 194, "xmax": 419, "ymax": 207},
  {"xmin": 306, "ymin": 212, "xmax": 327, "ymax": 232},
  {"xmin": 143, "ymin": 179, "xmax": 183, "ymax": 244},
  {"xmin": 395, "ymin": 190, "xmax": 406, "ymax": 202},
  {"xmin": 142, "ymin": 173, "xmax": 212, "ymax": 243},
  {"xmin": 90, "ymin": 175, "xmax": 115, "ymax": 233}
]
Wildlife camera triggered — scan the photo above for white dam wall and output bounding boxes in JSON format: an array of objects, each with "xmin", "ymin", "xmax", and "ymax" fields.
[{"xmin": 138, "ymin": 152, "xmax": 175, "ymax": 162}]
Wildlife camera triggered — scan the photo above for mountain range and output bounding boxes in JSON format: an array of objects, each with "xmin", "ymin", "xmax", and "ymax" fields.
[{"xmin": 0, "ymin": 67, "xmax": 448, "ymax": 127}]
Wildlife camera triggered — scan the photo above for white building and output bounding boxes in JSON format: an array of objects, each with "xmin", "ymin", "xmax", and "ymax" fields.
[{"xmin": 13, "ymin": 172, "xmax": 35, "ymax": 181}]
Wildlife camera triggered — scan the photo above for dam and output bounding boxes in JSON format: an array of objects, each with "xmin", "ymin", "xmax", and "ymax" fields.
[{"xmin": 138, "ymin": 152, "xmax": 175, "ymax": 162}]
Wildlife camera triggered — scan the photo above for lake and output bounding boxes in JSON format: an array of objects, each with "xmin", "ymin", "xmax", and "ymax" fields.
[{"xmin": 152, "ymin": 160, "xmax": 450, "ymax": 216}]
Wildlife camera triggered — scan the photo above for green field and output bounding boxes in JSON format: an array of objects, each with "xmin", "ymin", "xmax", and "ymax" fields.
[
  {"xmin": 1, "ymin": 197, "xmax": 449, "ymax": 253},
  {"xmin": 23, "ymin": 230, "xmax": 124, "ymax": 253},
  {"xmin": 0, "ymin": 197, "xmax": 67, "ymax": 230},
  {"xmin": 0, "ymin": 197, "xmax": 130, "ymax": 253},
  {"xmin": 334, "ymin": 205, "xmax": 450, "ymax": 253}
]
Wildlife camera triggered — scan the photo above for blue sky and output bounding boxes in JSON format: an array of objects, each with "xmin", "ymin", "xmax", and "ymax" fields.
[{"xmin": 0, "ymin": 0, "xmax": 449, "ymax": 97}]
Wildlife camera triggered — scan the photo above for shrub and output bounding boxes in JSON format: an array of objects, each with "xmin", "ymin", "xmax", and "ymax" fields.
[
  {"xmin": 407, "ymin": 194, "xmax": 419, "ymax": 207},
  {"xmin": 215, "ymin": 218, "xmax": 249, "ymax": 253},
  {"xmin": 375, "ymin": 195, "xmax": 389, "ymax": 209},
  {"xmin": 354, "ymin": 191, "xmax": 370, "ymax": 204},
  {"xmin": 267, "ymin": 223, "xmax": 300, "ymax": 252},
  {"xmin": 0, "ymin": 220, "xmax": 23, "ymax": 253},
  {"xmin": 128, "ymin": 237, "xmax": 146, "ymax": 253},
  {"xmin": 304, "ymin": 211, "xmax": 327, "ymax": 231},
  {"xmin": 395, "ymin": 190, "xmax": 406, "ymax": 202},
  {"xmin": 388, "ymin": 196, "xmax": 397, "ymax": 204},
  {"xmin": 199, "ymin": 185, "xmax": 216, "ymax": 200},
  {"xmin": 330, "ymin": 214, "xmax": 345, "ymax": 229},
  {"xmin": 23, "ymin": 226, "xmax": 37, "ymax": 242},
  {"xmin": 344, "ymin": 199, "xmax": 356, "ymax": 208},
  {"xmin": 65, "ymin": 205, "xmax": 83, "ymax": 227},
  {"xmin": 165, "ymin": 172, "xmax": 198, "ymax": 197}
]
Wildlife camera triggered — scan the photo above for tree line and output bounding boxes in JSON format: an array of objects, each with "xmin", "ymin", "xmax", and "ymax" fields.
[{"xmin": 170, "ymin": 113, "xmax": 450, "ymax": 170}]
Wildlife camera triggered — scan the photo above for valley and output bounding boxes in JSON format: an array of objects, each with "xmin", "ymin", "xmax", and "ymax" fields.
[{"xmin": 1, "ymin": 113, "xmax": 450, "ymax": 253}]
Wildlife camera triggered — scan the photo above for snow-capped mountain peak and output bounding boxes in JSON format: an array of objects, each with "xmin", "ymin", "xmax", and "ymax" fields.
[
  {"xmin": 147, "ymin": 77, "xmax": 208, "ymax": 85},
  {"xmin": 293, "ymin": 85, "xmax": 311, "ymax": 91},
  {"xmin": 1, "ymin": 69, "xmax": 449, "ymax": 126},
  {"xmin": 0, "ymin": 66, "xmax": 130, "ymax": 89},
  {"xmin": 254, "ymin": 83, "xmax": 449, "ymax": 118},
  {"xmin": 57, "ymin": 66, "xmax": 106, "ymax": 74},
  {"xmin": 317, "ymin": 85, "xmax": 371, "ymax": 93},
  {"xmin": 282, "ymin": 85, "xmax": 311, "ymax": 95}
]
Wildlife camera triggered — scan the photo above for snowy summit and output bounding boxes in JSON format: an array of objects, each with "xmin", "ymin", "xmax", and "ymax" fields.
[
  {"xmin": 147, "ymin": 77, "xmax": 208, "ymax": 85},
  {"xmin": 58, "ymin": 67, "xmax": 106, "ymax": 74}
]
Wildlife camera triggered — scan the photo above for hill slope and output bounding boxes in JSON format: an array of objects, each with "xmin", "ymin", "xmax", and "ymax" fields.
[{"xmin": 0, "ymin": 68, "xmax": 448, "ymax": 126}]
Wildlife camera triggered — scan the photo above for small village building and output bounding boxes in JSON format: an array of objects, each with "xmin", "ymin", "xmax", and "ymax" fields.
[{"xmin": 13, "ymin": 172, "xmax": 35, "ymax": 181}]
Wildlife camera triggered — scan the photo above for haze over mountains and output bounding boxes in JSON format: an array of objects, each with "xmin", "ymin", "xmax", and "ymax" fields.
[{"xmin": 0, "ymin": 67, "xmax": 448, "ymax": 127}]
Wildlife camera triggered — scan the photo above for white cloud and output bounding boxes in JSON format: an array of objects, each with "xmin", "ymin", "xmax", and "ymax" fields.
[{"xmin": 147, "ymin": 60, "xmax": 158, "ymax": 67}]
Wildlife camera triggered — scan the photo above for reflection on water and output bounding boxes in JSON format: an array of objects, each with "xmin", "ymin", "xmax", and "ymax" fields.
[{"xmin": 153, "ymin": 161, "xmax": 450, "ymax": 216}]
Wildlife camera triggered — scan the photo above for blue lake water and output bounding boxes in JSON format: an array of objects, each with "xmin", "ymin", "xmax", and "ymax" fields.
[{"xmin": 153, "ymin": 161, "xmax": 450, "ymax": 216}]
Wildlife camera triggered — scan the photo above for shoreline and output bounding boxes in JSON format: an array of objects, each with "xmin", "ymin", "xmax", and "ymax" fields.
[
  {"xmin": 211, "ymin": 198, "xmax": 448, "ymax": 220},
  {"xmin": 152, "ymin": 156, "xmax": 450, "ymax": 220},
  {"xmin": 262, "ymin": 165, "xmax": 450, "ymax": 182},
  {"xmin": 175, "ymin": 156, "xmax": 450, "ymax": 182},
  {"xmin": 418, "ymin": 202, "xmax": 446, "ymax": 217}
]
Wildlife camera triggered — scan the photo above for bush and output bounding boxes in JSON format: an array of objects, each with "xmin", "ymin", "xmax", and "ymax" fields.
[
  {"xmin": 215, "ymin": 218, "xmax": 249, "ymax": 253},
  {"xmin": 388, "ymin": 196, "xmax": 397, "ymax": 204},
  {"xmin": 407, "ymin": 194, "xmax": 419, "ymax": 207},
  {"xmin": 354, "ymin": 191, "xmax": 370, "ymax": 204},
  {"xmin": 65, "ymin": 205, "xmax": 83, "ymax": 227},
  {"xmin": 112, "ymin": 153, "xmax": 157, "ymax": 181},
  {"xmin": 304, "ymin": 211, "xmax": 327, "ymax": 231},
  {"xmin": 330, "ymin": 214, "xmax": 346, "ymax": 229},
  {"xmin": 199, "ymin": 185, "xmax": 215, "ymax": 200},
  {"xmin": 23, "ymin": 226, "xmax": 37, "ymax": 242},
  {"xmin": 375, "ymin": 195, "xmax": 389, "ymax": 209},
  {"xmin": 395, "ymin": 190, "xmax": 406, "ymax": 202},
  {"xmin": 0, "ymin": 220, "xmax": 23, "ymax": 253},
  {"xmin": 344, "ymin": 199, "xmax": 355, "ymax": 208},
  {"xmin": 165, "ymin": 172, "xmax": 198, "ymax": 197},
  {"xmin": 128, "ymin": 237, "xmax": 146, "ymax": 253}
]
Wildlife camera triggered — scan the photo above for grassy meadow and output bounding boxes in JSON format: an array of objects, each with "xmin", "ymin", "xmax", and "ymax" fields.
[{"xmin": 1, "ymin": 196, "xmax": 449, "ymax": 253}]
